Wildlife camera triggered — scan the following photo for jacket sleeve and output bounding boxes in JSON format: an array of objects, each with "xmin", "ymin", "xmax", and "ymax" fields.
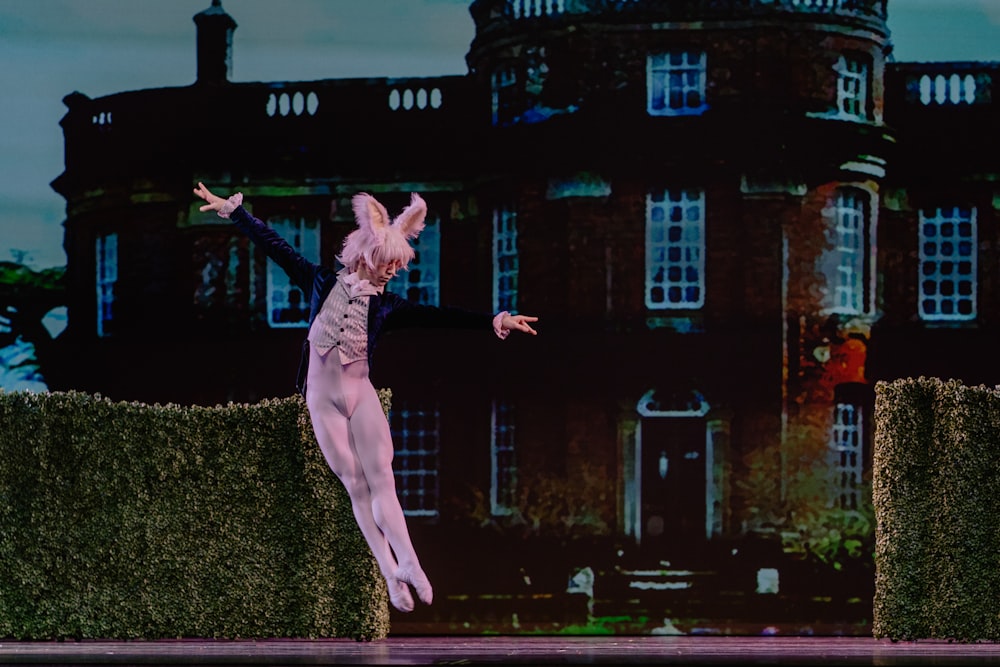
[
  {"xmin": 229, "ymin": 205, "xmax": 318, "ymax": 294},
  {"xmin": 377, "ymin": 292, "xmax": 494, "ymax": 335}
]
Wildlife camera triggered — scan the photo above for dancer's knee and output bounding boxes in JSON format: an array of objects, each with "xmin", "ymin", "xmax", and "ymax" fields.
[
  {"xmin": 363, "ymin": 465, "xmax": 398, "ymax": 497},
  {"xmin": 338, "ymin": 470, "xmax": 372, "ymax": 500}
]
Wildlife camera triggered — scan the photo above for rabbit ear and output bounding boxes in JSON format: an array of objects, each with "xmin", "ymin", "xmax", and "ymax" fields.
[
  {"xmin": 392, "ymin": 193, "xmax": 427, "ymax": 241},
  {"xmin": 352, "ymin": 193, "xmax": 390, "ymax": 243}
]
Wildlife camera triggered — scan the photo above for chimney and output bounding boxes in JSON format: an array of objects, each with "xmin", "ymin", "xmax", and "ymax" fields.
[{"xmin": 193, "ymin": 0, "xmax": 237, "ymax": 84}]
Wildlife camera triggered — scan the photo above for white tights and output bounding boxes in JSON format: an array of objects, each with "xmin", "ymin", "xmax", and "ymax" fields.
[{"xmin": 305, "ymin": 346, "xmax": 432, "ymax": 611}]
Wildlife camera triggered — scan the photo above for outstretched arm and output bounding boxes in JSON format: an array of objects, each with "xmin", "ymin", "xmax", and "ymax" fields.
[{"xmin": 193, "ymin": 181, "xmax": 318, "ymax": 293}]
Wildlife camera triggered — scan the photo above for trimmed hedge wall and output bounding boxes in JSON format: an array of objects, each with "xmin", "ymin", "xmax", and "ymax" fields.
[
  {"xmin": 874, "ymin": 377, "xmax": 1000, "ymax": 642},
  {"xmin": 0, "ymin": 390, "xmax": 391, "ymax": 641}
]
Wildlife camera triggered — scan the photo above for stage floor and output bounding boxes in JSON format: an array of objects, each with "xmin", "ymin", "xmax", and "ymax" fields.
[{"xmin": 2, "ymin": 636, "xmax": 1000, "ymax": 666}]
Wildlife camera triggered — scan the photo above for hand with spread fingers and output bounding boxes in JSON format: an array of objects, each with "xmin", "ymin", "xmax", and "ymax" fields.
[
  {"xmin": 501, "ymin": 314, "xmax": 539, "ymax": 335},
  {"xmin": 193, "ymin": 181, "xmax": 226, "ymax": 212}
]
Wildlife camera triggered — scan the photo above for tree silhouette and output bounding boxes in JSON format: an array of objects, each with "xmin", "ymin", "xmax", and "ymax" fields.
[{"xmin": 0, "ymin": 261, "xmax": 67, "ymax": 381}]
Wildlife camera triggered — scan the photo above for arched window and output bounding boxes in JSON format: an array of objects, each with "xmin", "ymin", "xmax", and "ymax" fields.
[
  {"xmin": 829, "ymin": 383, "xmax": 871, "ymax": 512},
  {"xmin": 822, "ymin": 187, "xmax": 874, "ymax": 316},
  {"xmin": 96, "ymin": 232, "xmax": 118, "ymax": 338}
]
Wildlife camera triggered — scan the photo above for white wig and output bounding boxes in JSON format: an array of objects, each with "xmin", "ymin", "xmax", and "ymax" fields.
[{"xmin": 337, "ymin": 192, "xmax": 427, "ymax": 271}]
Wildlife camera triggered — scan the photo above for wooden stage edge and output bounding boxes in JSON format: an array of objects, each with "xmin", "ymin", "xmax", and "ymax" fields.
[{"xmin": 3, "ymin": 636, "xmax": 1000, "ymax": 666}]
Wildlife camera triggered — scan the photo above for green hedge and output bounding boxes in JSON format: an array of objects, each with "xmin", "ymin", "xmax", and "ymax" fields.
[
  {"xmin": 873, "ymin": 377, "xmax": 1000, "ymax": 642},
  {"xmin": 0, "ymin": 390, "xmax": 391, "ymax": 641}
]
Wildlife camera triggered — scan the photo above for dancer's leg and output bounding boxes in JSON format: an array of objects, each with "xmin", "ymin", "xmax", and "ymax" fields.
[
  {"xmin": 346, "ymin": 370, "xmax": 433, "ymax": 605},
  {"xmin": 306, "ymin": 349, "xmax": 413, "ymax": 612}
]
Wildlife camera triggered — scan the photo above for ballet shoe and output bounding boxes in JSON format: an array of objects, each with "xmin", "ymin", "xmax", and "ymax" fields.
[
  {"xmin": 387, "ymin": 577, "xmax": 414, "ymax": 613},
  {"xmin": 395, "ymin": 567, "xmax": 433, "ymax": 606}
]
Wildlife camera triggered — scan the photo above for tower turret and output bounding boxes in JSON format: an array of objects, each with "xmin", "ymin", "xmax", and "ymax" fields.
[{"xmin": 193, "ymin": 0, "xmax": 237, "ymax": 85}]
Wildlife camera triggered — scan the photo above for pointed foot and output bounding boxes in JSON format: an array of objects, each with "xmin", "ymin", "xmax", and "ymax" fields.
[
  {"xmin": 395, "ymin": 567, "xmax": 433, "ymax": 606},
  {"xmin": 387, "ymin": 577, "xmax": 415, "ymax": 612}
]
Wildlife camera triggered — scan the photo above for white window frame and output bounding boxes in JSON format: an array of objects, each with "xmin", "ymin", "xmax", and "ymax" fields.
[
  {"xmin": 645, "ymin": 189, "xmax": 706, "ymax": 310},
  {"xmin": 919, "ymin": 206, "xmax": 977, "ymax": 322},
  {"xmin": 647, "ymin": 51, "xmax": 708, "ymax": 117},
  {"xmin": 835, "ymin": 54, "xmax": 868, "ymax": 120},
  {"xmin": 403, "ymin": 214, "xmax": 440, "ymax": 306},
  {"xmin": 493, "ymin": 205, "xmax": 519, "ymax": 314},
  {"xmin": 829, "ymin": 190, "xmax": 866, "ymax": 315},
  {"xmin": 830, "ymin": 401, "xmax": 863, "ymax": 512},
  {"xmin": 390, "ymin": 401, "xmax": 440, "ymax": 517},
  {"xmin": 266, "ymin": 216, "xmax": 320, "ymax": 328},
  {"xmin": 490, "ymin": 400, "xmax": 518, "ymax": 517},
  {"xmin": 96, "ymin": 233, "xmax": 118, "ymax": 338}
]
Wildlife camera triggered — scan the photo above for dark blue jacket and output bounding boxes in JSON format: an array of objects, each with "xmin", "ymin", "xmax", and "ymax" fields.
[{"xmin": 230, "ymin": 205, "xmax": 494, "ymax": 396}]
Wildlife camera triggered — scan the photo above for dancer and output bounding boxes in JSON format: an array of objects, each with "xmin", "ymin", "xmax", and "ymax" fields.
[{"xmin": 193, "ymin": 183, "xmax": 538, "ymax": 612}]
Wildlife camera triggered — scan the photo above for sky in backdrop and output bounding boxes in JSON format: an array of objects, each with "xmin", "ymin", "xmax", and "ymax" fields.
[{"xmin": 1, "ymin": 0, "xmax": 999, "ymax": 271}]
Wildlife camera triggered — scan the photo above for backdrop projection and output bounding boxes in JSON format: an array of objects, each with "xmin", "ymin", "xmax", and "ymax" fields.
[
  {"xmin": 1, "ymin": 1, "xmax": 998, "ymax": 388},
  {"xmin": 0, "ymin": 0, "xmax": 999, "ymax": 638}
]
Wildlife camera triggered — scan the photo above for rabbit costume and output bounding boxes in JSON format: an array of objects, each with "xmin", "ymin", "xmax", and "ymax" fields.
[{"xmin": 193, "ymin": 183, "xmax": 538, "ymax": 612}]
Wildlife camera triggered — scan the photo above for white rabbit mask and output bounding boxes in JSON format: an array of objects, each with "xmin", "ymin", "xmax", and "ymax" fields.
[{"xmin": 338, "ymin": 192, "xmax": 427, "ymax": 272}]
